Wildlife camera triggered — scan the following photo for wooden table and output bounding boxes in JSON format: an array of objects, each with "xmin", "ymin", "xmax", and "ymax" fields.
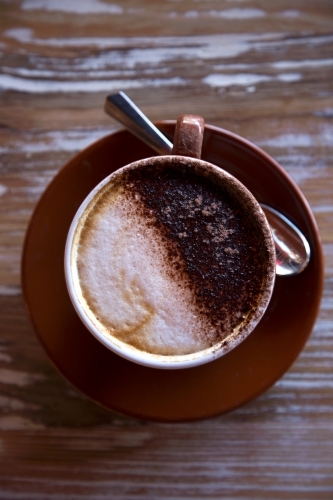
[{"xmin": 0, "ymin": 1, "xmax": 332, "ymax": 498}]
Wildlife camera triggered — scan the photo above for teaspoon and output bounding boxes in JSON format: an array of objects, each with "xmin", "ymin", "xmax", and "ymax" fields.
[{"xmin": 104, "ymin": 91, "xmax": 311, "ymax": 276}]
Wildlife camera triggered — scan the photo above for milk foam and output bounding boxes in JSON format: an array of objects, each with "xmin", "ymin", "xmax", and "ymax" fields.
[{"xmin": 74, "ymin": 184, "xmax": 215, "ymax": 355}]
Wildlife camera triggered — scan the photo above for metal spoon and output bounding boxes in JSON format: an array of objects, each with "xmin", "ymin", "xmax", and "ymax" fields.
[
  {"xmin": 104, "ymin": 91, "xmax": 311, "ymax": 276},
  {"xmin": 260, "ymin": 204, "xmax": 310, "ymax": 276}
]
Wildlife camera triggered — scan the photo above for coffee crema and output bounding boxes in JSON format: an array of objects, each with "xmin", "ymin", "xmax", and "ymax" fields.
[{"xmin": 70, "ymin": 157, "xmax": 274, "ymax": 356}]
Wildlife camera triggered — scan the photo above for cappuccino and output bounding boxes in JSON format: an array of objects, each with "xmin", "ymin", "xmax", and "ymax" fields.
[{"xmin": 68, "ymin": 156, "xmax": 275, "ymax": 358}]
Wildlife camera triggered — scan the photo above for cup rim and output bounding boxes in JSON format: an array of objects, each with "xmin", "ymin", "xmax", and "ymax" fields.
[{"xmin": 64, "ymin": 154, "xmax": 276, "ymax": 370}]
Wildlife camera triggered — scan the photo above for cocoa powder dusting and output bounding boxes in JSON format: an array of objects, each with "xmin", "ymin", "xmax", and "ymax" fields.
[{"xmin": 123, "ymin": 162, "xmax": 269, "ymax": 346}]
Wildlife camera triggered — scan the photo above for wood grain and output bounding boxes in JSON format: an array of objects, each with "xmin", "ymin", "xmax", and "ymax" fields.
[{"xmin": 0, "ymin": 0, "xmax": 332, "ymax": 498}]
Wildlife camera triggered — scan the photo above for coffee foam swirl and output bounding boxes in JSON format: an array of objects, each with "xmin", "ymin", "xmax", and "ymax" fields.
[{"xmin": 75, "ymin": 184, "xmax": 217, "ymax": 355}]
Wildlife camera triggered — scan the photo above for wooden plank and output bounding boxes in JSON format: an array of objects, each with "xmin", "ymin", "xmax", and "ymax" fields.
[{"xmin": 0, "ymin": 0, "xmax": 332, "ymax": 497}]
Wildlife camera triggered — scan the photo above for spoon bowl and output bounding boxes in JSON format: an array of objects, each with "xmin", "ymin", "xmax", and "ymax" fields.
[{"xmin": 261, "ymin": 204, "xmax": 311, "ymax": 275}]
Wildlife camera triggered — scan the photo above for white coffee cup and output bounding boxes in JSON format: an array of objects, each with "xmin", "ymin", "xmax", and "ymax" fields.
[{"xmin": 65, "ymin": 115, "xmax": 275, "ymax": 369}]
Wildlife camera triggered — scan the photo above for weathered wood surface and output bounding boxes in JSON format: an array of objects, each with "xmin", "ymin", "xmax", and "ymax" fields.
[{"xmin": 0, "ymin": 1, "xmax": 332, "ymax": 498}]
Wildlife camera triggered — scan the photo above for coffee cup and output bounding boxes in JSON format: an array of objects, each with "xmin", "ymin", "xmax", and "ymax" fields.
[{"xmin": 64, "ymin": 115, "xmax": 276, "ymax": 369}]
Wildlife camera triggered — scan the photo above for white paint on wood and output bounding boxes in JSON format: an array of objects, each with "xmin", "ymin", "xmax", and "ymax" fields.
[
  {"xmin": 4, "ymin": 28, "xmax": 333, "ymax": 55},
  {"xmin": 258, "ymin": 133, "xmax": 314, "ymax": 148},
  {"xmin": 0, "ymin": 395, "xmax": 40, "ymax": 411},
  {"xmin": 323, "ymin": 243, "xmax": 333, "ymax": 256},
  {"xmin": 301, "ymin": 351, "xmax": 333, "ymax": 358},
  {"xmin": 2, "ymin": 28, "xmax": 283, "ymax": 55},
  {"xmin": 0, "ymin": 129, "xmax": 112, "ymax": 154},
  {"xmin": 182, "ymin": 8, "xmax": 266, "ymax": 19},
  {"xmin": 313, "ymin": 321, "xmax": 332, "ymax": 335},
  {"xmin": 22, "ymin": 0, "xmax": 123, "ymax": 14},
  {"xmin": 277, "ymin": 73, "xmax": 302, "ymax": 82},
  {"xmin": 0, "ymin": 74, "xmax": 187, "ymax": 93},
  {"xmin": 320, "ymin": 297, "xmax": 333, "ymax": 311},
  {"xmin": 258, "ymin": 126, "xmax": 333, "ymax": 149},
  {"xmin": 278, "ymin": 10, "xmax": 300, "ymax": 18},
  {"xmin": 0, "ymin": 250, "xmax": 20, "ymax": 267},
  {"xmin": 271, "ymin": 58, "xmax": 333, "ymax": 69},
  {"xmin": 0, "ymin": 354, "xmax": 11, "ymax": 363},
  {"xmin": 273, "ymin": 163, "xmax": 326, "ymax": 185},
  {"xmin": 203, "ymin": 72, "xmax": 301, "ymax": 87},
  {"xmin": 0, "ymin": 369, "xmax": 45, "ymax": 387},
  {"xmin": 312, "ymin": 205, "xmax": 333, "ymax": 213},
  {"xmin": 278, "ymin": 380, "xmax": 333, "ymax": 389},
  {"xmin": 212, "ymin": 58, "xmax": 333, "ymax": 74},
  {"xmin": 2, "ymin": 65, "xmax": 170, "ymax": 79},
  {"xmin": 0, "ymin": 415, "xmax": 44, "ymax": 431}
]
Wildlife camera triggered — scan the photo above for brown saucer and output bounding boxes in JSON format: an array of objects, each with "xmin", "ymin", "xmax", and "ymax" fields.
[{"xmin": 22, "ymin": 123, "xmax": 324, "ymax": 422}]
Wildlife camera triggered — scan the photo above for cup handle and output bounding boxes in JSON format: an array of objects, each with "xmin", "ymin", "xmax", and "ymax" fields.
[{"xmin": 172, "ymin": 115, "xmax": 205, "ymax": 159}]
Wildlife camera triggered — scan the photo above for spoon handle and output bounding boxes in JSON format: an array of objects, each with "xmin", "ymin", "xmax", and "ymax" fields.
[{"xmin": 105, "ymin": 92, "xmax": 173, "ymax": 155}]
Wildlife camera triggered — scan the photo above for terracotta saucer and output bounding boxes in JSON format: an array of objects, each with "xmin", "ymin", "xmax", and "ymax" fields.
[{"xmin": 22, "ymin": 123, "xmax": 324, "ymax": 422}]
